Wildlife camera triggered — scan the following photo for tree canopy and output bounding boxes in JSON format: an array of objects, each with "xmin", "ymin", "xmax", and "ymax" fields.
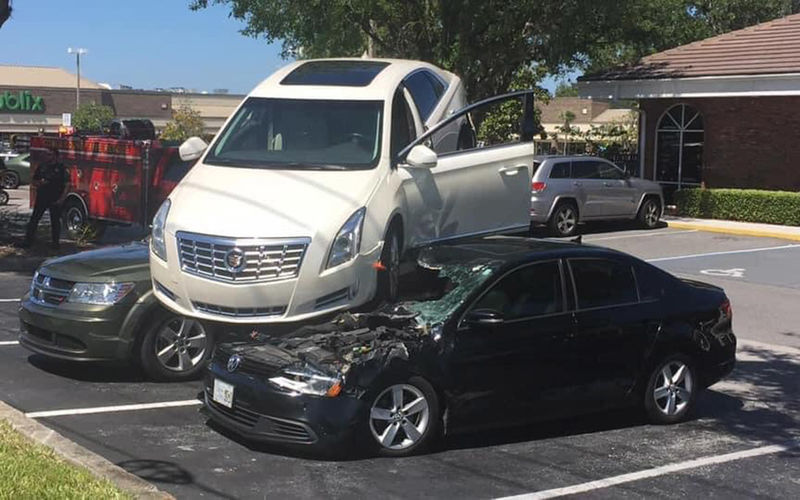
[
  {"xmin": 161, "ymin": 105, "xmax": 206, "ymax": 142},
  {"xmin": 73, "ymin": 102, "xmax": 114, "ymax": 133},
  {"xmin": 192, "ymin": 0, "xmax": 800, "ymax": 98}
]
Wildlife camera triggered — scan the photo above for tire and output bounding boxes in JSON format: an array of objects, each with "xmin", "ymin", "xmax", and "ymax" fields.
[
  {"xmin": 364, "ymin": 375, "xmax": 441, "ymax": 457},
  {"xmin": 637, "ymin": 197, "xmax": 661, "ymax": 229},
  {"xmin": 139, "ymin": 313, "xmax": 213, "ymax": 381},
  {"xmin": 61, "ymin": 198, "xmax": 89, "ymax": 240},
  {"xmin": 643, "ymin": 354, "xmax": 698, "ymax": 424},
  {"xmin": 0, "ymin": 190, "xmax": 8, "ymax": 206},
  {"xmin": 548, "ymin": 201, "xmax": 579, "ymax": 237},
  {"xmin": 1, "ymin": 170, "xmax": 20, "ymax": 190},
  {"xmin": 376, "ymin": 224, "xmax": 401, "ymax": 303}
]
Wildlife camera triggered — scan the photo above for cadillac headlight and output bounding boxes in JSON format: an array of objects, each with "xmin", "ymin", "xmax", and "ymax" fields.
[
  {"xmin": 269, "ymin": 365, "xmax": 342, "ymax": 397},
  {"xmin": 68, "ymin": 282, "xmax": 135, "ymax": 305},
  {"xmin": 325, "ymin": 207, "xmax": 366, "ymax": 269},
  {"xmin": 151, "ymin": 199, "xmax": 170, "ymax": 261}
]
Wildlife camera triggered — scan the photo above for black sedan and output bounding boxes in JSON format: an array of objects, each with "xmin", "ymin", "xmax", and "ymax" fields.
[{"xmin": 204, "ymin": 237, "xmax": 736, "ymax": 456}]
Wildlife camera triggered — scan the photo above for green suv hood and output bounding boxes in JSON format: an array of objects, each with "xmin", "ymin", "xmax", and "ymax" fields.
[{"xmin": 40, "ymin": 241, "xmax": 151, "ymax": 283}]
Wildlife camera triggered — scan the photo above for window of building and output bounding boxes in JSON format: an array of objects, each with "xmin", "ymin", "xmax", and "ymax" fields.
[{"xmin": 655, "ymin": 104, "xmax": 704, "ymax": 187}]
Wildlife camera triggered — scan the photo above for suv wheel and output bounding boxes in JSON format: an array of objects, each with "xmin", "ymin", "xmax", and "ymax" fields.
[
  {"xmin": 549, "ymin": 202, "xmax": 579, "ymax": 237},
  {"xmin": 140, "ymin": 314, "xmax": 213, "ymax": 381},
  {"xmin": 638, "ymin": 198, "xmax": 661, "ymax": 229}
]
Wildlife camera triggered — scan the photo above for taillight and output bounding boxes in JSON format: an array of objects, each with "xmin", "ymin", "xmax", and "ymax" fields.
[
  {"xmin": 532, "ymin": 181, "xmax": 547, "ymax": 193},
  {"xmin": 720, "ymin": 298, "xmax": 732, "ymax": 319}
]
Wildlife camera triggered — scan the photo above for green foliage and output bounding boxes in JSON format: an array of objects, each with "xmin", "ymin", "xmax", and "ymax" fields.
[
  {"xmin": 475, "ymin": 66, "xmax": 549, "ymax": 145},
  {"xmin": 0, "ymin": 420, "xmax": 129, "ymax": 498},
  {"xmin": 73, "ymin": 102, "xmax": 114, "ymax": 133},
  {"xmin": 555, "ymin": 82, "xmax": 579, "ymax": 97},
  {"xmin": 161, "ymin": 105, "xmax": 206, "ymax": 142},
  {"xmin": 674, "ymin": 188, "xmax": 800, "ymax": 226}
]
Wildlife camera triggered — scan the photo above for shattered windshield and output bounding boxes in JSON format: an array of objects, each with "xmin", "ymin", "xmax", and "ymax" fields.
[{"xmin": 402, "ymin": 257, "xmax": 504, "ymax": 326}]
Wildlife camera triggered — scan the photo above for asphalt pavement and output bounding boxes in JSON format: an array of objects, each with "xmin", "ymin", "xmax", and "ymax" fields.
[{"xmin": 0, "ymin": 224, "xmax": 798, "ymax": 499}]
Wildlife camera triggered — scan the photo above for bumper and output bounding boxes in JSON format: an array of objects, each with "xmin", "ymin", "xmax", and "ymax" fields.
[
  {"xmin": 150, "ymin": 233, "xmax": 383, "ymax": 324},
  {"xmin": 18, "ymin": 296, "xmax": 133, "ymax": 362},
  {"xmin": 529, "ymin": 197, "xmax": 553, "ymax": 223},
  {"xmin": 203, "ymin": 363, "xmax": 364, "ymax": 448}
]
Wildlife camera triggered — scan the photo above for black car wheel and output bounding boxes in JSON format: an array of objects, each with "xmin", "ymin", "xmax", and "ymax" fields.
[
  {"xmin": 140, "ymin": 314, "xmax": 213, "ymax": 381},
  {"xmin": 644, "ymin": 354, "xmax": 698, "ymax": 424},
  {"xmin": 62, "ymin": 199, "xmax": 88, "ymax": 239},
  {"xmin": 548, "ymin": 202, "xmax": 579, "ymax": 237},
  {"xmin": 1, "ymin": 170, "xmax": 20, "ymax": 190},
  {"xmin": 0, "ymin": 189, "xmax": 8, "ymax": 206},
  {"xmin": 638, "ymin": 198, "xmax": 661, "ymax": 229},
  {"xmin": 376, "ymin": 225, "xmax": 401, "ymax": 303},
  {"xmin": 365, "ymin": 375, "xmax": 440, "ymax": 457}
]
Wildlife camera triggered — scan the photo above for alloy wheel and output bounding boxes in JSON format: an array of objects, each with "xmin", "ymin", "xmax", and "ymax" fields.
[
  {"xmin": 644, "ymin": 201, "xmax": 659, "ymax": 227},
  {"xmin": 154, "ymin": 317, "xmax": 208, "ymax": 372},
  {"xmin": 369, "ymin": 384, "xmax": 430, "ymax": 450},
  {"xmin": 1, "ymin": 172, "xmax": 18, "ymax": 189},
  {"xmin": 556, "ymin": 206, "xmax": 577, "ymax": 236},
  {"xmin": 653, "ymin": 360, "xmax": 693, "ymax": 416}
]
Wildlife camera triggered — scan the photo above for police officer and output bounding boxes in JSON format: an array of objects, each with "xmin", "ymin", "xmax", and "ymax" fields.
[{"xmin": 24, "ymin": 148, "xmax": 68, "ymax": 250}]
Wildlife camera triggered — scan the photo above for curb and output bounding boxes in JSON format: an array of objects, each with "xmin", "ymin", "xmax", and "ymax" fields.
[
  {"xmin": 666, "ymin": 220, "xmax": 800, "ymax": 242},
  {"xmin": 0, "ymin": 400, "xmax": 174, "ymax": 499}
]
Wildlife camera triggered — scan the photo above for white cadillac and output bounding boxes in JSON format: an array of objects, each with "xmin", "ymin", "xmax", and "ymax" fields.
[{"xmin": 150, "ymin": 58, "xmax": 536, "ymax": 323}]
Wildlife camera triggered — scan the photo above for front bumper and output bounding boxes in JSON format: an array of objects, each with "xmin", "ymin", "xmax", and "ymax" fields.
[
  {"xmin": 150, "ymin": 231, "xmax": 383, "ymax": 324},
  {"xmin": 18, "ymin": 295, "xmax": 133, "ymax": 361},
  {"xmin": 203, "ymin": 362, "xmax": 364, "ymax": 448}
]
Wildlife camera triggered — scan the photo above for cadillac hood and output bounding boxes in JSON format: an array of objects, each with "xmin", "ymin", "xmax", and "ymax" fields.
[{"xmin": 165, "ymin": 162, "xmax": 384, "ymax": 238}]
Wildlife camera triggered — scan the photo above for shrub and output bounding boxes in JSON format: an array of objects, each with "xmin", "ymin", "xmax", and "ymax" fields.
[{"xmin": 674, "ymin": 188, "xmax": 800, "ymax": 226}]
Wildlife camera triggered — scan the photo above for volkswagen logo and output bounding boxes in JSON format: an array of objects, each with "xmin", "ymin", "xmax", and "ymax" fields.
[
  {"xmin": 227, "ymin": 354, "xmax": 242, "ymax": 372},
  {"xmin": 224, "ymin": 247, "xmax": 246, "ymax": 273}
]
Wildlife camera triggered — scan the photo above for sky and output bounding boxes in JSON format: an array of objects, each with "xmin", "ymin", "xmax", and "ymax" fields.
[{"xmin": 0, "ymin": 0, "xmax": 572, "ymax": 95}]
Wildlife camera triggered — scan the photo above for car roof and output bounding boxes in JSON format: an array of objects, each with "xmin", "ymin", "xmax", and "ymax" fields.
[
  {"xmin": 247, "ymin": 58, "xmax": 453, "ymax": 101},
  {"xmin": 421, "ymin": 236, "xmax": 632, "ymax": 267},
  {"xmin": 534, "ymin": 155, "xmax": 614, "ymax": 163}
]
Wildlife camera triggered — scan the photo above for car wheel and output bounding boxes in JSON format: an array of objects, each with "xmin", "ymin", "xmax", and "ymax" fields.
[
  {"xmin": 644, "ymin": 354, "xmax": 698, "ymax": 424},
  {"xmin": 140, "ymin": 314, "xmax": 213, "ymax": 381},
  {"xmin": 638, "ymin": 198, "xmax": 661, "ymax": 229},
  {"xmin": 376, "ymin": 226, "xmax": 401, "ymax": 303},
  {"xmin": 548, "ymin": 202, "xmax": 579, "ymax": 237},
  {"xmin": 0, "ymin": 190, "xmax": 8, "ymax": 206},
  {"xmin": 1, "ymin": 170, "xmax": 20, "ymax": 189},
  {"xmin": 365, "ymin": 376, "xmax": 440, "ymax": 457},
  {"xmin": 61, "ymin": 199, "xmax": 88, "ymax": 240}
]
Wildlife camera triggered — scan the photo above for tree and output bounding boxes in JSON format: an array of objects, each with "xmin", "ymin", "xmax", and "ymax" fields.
[
  {"xmin": 73, "ymin": 102, "xmax": 114, "ymax": 133},
  {"xmin": 555, "ymin": 82, "xmax": 579, "ymax": 97},
  {"xmin": 161, "ymin": 105, "xmax": 206, "ymax": 142},
  {"xmin": 0, "ymin": 1, "xmax": 11, "ymax": 30}
]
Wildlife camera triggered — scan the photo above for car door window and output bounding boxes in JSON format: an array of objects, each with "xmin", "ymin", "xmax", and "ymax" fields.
[
  {"xmin": 571, "ymin": 161, "xmax": 602, "ymax": 179},
  {"xmin": 391, "ymin": 89, "xmax": 416, "ymax": 159},
  {"xmin": 549, "ymin": 161, "xmax": 571, "ymax": 179},
  {"xmin": 472, "ymin": 261, "xmax": 563, "ymax": 320},
  {"xmin": 569, "ymin": 259, "xmax": 638, "ymax": 309},
  {"xmin": 598, "ymin": 162, "xmax": 625, "ymax": 180},
  {"xmin": 403, "ymin": 71, "xmax": 442, "ymax": 121}
]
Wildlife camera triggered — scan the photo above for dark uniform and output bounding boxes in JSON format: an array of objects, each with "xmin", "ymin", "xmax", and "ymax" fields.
[{"xmin": 25, "ymin": 151, "xmax": 68, "ymax": 248}]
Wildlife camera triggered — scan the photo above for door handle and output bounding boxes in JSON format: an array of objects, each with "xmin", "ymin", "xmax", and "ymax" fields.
[
  {"xmin": 573, "ymin": 181, "xmax": 582, "ymax": 186},
  {"xmin": 603, "ymin": 182, "xmax": 612, "ymax": 187},
  {"xmin": 498, "ymin": 165, "xmax": 524, "ymax": 175}
]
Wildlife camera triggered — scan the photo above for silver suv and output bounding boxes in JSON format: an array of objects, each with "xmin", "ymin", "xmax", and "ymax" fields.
[{"xmin": 530, "ymin": 156, "xmax": 664, "ymax": 237}]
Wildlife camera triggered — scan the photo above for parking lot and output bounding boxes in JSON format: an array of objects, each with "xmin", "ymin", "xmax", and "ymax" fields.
[{"xmin": 0, "ymin": 225, "xmax": 798, "ymax": 499}]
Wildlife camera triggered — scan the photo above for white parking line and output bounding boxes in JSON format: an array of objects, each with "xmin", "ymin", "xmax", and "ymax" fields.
[
  {"xmin": 0, "ymin": 341, "xmax": 19, "ymax": 346},
  {"xmin": 646, "ymin": 244, "xmax": 800, "ymax": 263},
  {"xmin": 585, "ymin": 229, "xmax": 698, "ymax": 242},
  {"xmin": 25, "ymin": 399, "xmax": 203, "ymax": 419},
  {"xmin": 0, "ymin": 298, "xmax": 20, "ymax": 302},
  {"xmin": 497, "ymin": 439, "xmax": 799, "ymax": 500}
]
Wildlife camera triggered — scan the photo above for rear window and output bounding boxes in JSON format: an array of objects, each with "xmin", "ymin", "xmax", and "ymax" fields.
[
  {"xmin": 570, "ymin": 258, "xmax": 638, "ymax": 309},
  {"xmin": 549, "ymin": 161, "xmax": 570, "ymax": 179},
  {"xmin": 281, "ymin": 61, "xmax": 389, "ymax": 87}
]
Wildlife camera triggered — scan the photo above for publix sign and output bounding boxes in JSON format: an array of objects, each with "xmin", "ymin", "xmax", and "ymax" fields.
[{"xmin": 0, "ymin": 91, "xmax": 45, "ymax": 112}]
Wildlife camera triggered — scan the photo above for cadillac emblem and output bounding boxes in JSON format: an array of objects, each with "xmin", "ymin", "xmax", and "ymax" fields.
[
  {"xmin": 224, "ymin": 247, "xmax": 246, "ymax": 273},
  {"xmin": 227, "ymin": 354, "xmax": 242, "ymax": 372}
]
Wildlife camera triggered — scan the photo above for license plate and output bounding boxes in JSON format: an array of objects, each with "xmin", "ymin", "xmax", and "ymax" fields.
[{"xmin": 213, "ymin": 379, "xmax": 234, "ymax": 408}]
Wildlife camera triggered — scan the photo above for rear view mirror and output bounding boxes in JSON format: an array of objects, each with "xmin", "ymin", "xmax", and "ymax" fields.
[
  {"xmin": 464, "ymin": 309, "xmax": 504, "ymax": 327},
  {"xmin": 179, "ymin": 136, "xmax": 208, "ymax": 162},
  {"xmin": 403, "ymin": 144, "xmax": 438, "ymax": 169}
]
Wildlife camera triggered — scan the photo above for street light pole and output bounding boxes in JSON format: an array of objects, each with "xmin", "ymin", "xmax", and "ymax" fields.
[{"xmin": 67, "ymin": 47, "xmax": 87, "ymax": 109}]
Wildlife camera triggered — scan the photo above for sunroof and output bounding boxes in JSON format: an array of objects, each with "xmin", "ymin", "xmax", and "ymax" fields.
[{"xmin": 281, "ymin": 61, "xmax": 390, "ymax": 87}]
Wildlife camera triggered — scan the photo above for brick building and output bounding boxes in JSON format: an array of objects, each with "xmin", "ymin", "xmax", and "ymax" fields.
[{"xmin": 578, "ymin": 13, "xmax": 800, "ymax": 192}]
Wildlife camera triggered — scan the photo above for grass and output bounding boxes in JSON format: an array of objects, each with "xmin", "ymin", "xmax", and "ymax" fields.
[{"xmin": 0, "ymin": 419, "xmax": 130, "ymax": 499}]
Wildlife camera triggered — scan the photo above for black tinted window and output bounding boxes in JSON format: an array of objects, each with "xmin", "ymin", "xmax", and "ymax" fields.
[
  {"xmin": 281, "ymin": 60, "xmax": 389, "ymax": 86},
  {"xmin": 549, "ymin": 162, "xmax": 571, "ymax": 179},
  {"xmin": 570, "ymin": 259, "xmax": 638, "ymax": 309},
  {"xmin": 572, "ymin": 161, "xmax": 602, "ymax": 179},
  {"xmin": 391, "ymin": 91, "xmax": 415, "ymax": 159},
  {"xmin": 404, "ymin": 72, "xmax": 440, "ymax": 120},
  {"xmin": 636, "ymin": 262, "xmax": 672, "ymax": 301},
  {"xmin": 473, "ymin": 261, "xmax": 563, "ymax": 320},
  {"xmin": 598, "ymin": 162, "xmax": 625, "ymax": 180}
]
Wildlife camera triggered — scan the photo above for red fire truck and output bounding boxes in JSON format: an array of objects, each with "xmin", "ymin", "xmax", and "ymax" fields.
[{"xmin": 30, "ymin": 121, "xmax": 193, "ymax": 239}]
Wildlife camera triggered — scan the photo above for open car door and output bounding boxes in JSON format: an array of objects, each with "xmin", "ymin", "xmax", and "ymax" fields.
[{"xmin": 397, "ymin": 91, "xmax": 537, "ymax": 247}]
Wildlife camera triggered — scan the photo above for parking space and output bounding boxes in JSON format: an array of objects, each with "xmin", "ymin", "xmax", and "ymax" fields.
[{"xmin": 0, "ymin": 226, "xmax": 798, "ymax": 498}]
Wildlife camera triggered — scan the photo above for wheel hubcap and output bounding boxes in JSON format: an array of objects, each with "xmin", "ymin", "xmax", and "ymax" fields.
[
  {"xmin": 654, "ymin": 360, "xmax": 693, "ymax": 416},
  {"xmin": 369, "ymin": 384, "xmax": 429, "ymax": 450},
  {"xmin": 557, "ymin": 208, "xmax": 576, "ymax": 235},
  {"xmin": 1, "ymin": 174, "xmax": 14, "ymax": 189},
  {"xmin": 645, "ymin": 202, "xmax": 658, "ymax": 226},
  {"xmin": 154, "ymin": 318, "xmax": 207, "ymax": 372},
  {"xmin": 66, "ymin": 208, "xmax": 83, "ymax": 232}
]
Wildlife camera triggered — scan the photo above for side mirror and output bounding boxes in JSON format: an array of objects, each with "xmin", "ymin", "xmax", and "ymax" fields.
[
  {"xmin": 403, "ymin": 144, "xmax": 438, "ymax": 169},
  {"xmin": 179, "ymin": 136, "xmax": 208, "ymax": 162},
  {"xmin": 464, "ymin": 309, "xmax": 504, "ymax": 327}
]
